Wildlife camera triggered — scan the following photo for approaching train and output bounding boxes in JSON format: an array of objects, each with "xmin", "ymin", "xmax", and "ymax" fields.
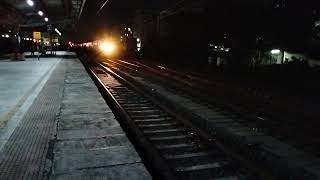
[{"xmin": 74, "ymin": 36, "xmax": 139, "ymax": 59}]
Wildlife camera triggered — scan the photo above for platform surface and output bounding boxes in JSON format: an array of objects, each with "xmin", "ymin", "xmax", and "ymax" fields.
[
  {"xmin": 0, "ymin": 57, "xmax": 61, "ymax": 150},
  {"xmin": 0, "ymin": 54, "xmax": 151, "ymax": 180}
]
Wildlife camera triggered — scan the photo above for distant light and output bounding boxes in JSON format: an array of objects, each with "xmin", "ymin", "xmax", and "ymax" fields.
[
  {"xmin": 1, "ymin": 35, "xmax": 4, "ymax": 38},
  {"xmin": 26, "ymin": 38, "xmax": 30, "ymax": 41},
  {"xmin": 271, "ymin": 49, "xmax": 281, "ymax": 54},
  {"xmin": 120, "ymin": 36, "xmax": 123, "ymax": 39},
  {"xmin": 44, "ymin": 17, "xmax": 48, "ymax": 22},
  {"xmin": 38, "ymin": 11, "xmax": 44, "ymax": 16},
  {"xmin": 137, "ymin": 38, "xmax": 140, "ymax": 42},
  {"xmin": 9, "ymin": 30, "xmax": 11, "ymax": 33},
  {"xmin": 68, "ymin": 41, "xmax": 74, "ymax": 47},
  {"xmin": 99, "ymin": 41, "xmax": 116, "ymax": 55},
  {"xmin": 26, "ymin": 0, "xmax": 34, "ymax": 6},
  {"xmin": 5, "ymin": 34, "xmax": 9, "ymax": 38},
  {"xmin": 55, "ymin": 28, "xmax": 62, "ymax": 36},
  {"xmin": 128, "ymin": 28, "xmax": 131, "ymax": 32}
]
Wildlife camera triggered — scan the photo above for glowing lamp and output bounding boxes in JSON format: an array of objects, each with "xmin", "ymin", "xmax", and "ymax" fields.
[
  {"xmin": 38, "ymin": 11, "xmax": 44, "ymax": 16},
  {"xmin": 26, "ymin": 0, "xmax": 34, "ymax": 6},
  {"xmin": 99, "ymin": 41, "xmax": 116, "ymax": 55},
  {"xmin": 271, "ymin": 49, "xmax": 281, "ymax": 54}
]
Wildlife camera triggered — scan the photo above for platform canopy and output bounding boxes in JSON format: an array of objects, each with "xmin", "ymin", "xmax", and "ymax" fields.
[{"xmin": 0, "ymin": 0, "xmax": 86, "ymax": 29}]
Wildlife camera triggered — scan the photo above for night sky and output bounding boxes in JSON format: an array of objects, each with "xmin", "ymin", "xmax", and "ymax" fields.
[
  {"xmin": 74, "ymin": 0, "xmax": 175, "ymax": 42},
  {"xmin": 73, "ymin": 0, "xmax": 320, "ymax": 52}
]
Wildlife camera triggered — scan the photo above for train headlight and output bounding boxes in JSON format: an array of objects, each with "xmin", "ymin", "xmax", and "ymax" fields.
[{"xmin": 99, "ymin": 41, "xmax": 116, "ymax": 55}]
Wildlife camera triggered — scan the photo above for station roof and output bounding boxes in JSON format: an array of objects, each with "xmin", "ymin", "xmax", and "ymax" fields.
[{"xmin": 0, "ymin": 0, "xmax": 86, "ymax": 29}]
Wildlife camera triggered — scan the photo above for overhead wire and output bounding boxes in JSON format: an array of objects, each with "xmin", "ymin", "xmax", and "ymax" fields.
[{"xmin": 96, "ymin": 0, "xmax": 110, "ymax": 16}]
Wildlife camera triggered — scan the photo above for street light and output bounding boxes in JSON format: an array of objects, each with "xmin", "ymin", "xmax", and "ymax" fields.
[
  {"xmin": 38, "ymin": 11, "xmax": 44, "ymax": 16},
  {"xmin": 44, "ymin": 17, "xmax": 48, "ymax": 22},
  {"xmin": 26, "ymin": 0, "xmax": 34, "ymax": 6}
]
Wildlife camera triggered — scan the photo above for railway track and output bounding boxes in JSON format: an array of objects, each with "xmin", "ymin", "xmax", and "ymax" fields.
[
  {"xmin": 81, "ymin": 57, "xmax": 272, "ymax": 180},
  {"xmin": 100, "ymin": 58, "xmax": 320, "ymax": 158},
  {"xmin": 78, "ymin": 55, "xmax": 320, "ymax": 180}
]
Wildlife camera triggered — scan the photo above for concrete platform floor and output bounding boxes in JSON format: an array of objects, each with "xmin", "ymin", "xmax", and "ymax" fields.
[
  {"xmin": 0, "ymin": 57, "xmax": 61, "ymax": 150},
  {"xmin": 0, "ymin": 54, "xmax": 151, "ymax": 180}
]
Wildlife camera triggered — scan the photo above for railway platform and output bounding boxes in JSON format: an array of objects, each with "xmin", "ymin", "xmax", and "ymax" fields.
[{"xmin": 0, "ymin": 53, "xmax": 151, "ymax": 180}]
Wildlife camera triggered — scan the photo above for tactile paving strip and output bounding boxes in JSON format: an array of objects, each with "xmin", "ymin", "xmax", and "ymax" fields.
[{"xmin": 0, "ymin": 60, "xmax": 66, "ymax": 180}]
